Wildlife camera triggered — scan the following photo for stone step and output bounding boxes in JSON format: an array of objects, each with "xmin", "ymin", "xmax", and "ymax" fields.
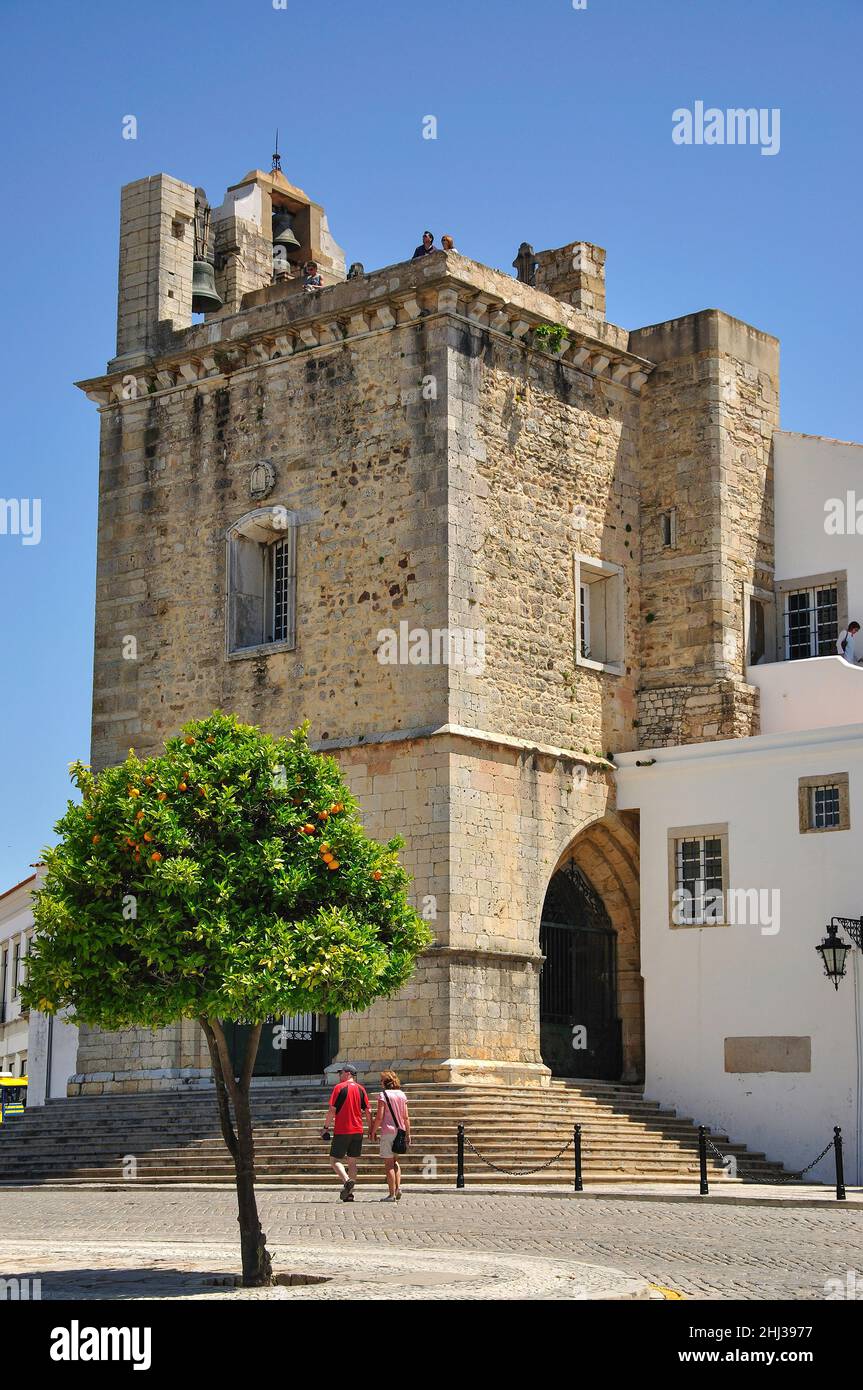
[
  {"xmin": 3, "ymin": 1113, "xmax": 705, "ymax": 1137},
  {"xmin": 0, "ymin": 1080, "xmax": 794, "ymax": 1186},
  {"xmin": 0, "ymin": 1128, "xmax": 744, "ymax": 1150},
  {"xmin": 9, "ymin": 1106, "xmax": 693, "ymax": 1132}
]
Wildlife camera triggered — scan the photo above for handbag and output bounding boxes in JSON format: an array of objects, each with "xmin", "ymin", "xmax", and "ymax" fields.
[{"xmin": 382, "ymin": 1089, "xmax": 408, "ymax": 1154}]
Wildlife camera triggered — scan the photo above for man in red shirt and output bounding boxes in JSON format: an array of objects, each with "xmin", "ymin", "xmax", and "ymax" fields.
[{"xmin": 323, "ymin": 1064, "xmax": 370, "ymax": 1201}]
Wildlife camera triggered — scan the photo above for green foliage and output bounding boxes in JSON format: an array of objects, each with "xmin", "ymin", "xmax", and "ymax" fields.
[
  {"xmin": 23, "ymin": 713, "xmax": 433, "ymax": 1031},
  {"xmin": 532, "ymin": 323, "xmax": 567, "ymax": 354}
]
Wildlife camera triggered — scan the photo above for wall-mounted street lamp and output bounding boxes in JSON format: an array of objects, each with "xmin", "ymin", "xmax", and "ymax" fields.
[{"xmin": 816, "ymin": 917, "xmax": 863, "ymax": 990}]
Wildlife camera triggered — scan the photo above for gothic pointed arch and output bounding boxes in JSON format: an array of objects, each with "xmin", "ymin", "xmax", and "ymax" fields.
[{"xmin": 539, "ymin": 811, "xmax": 643, "ymax": 1082}]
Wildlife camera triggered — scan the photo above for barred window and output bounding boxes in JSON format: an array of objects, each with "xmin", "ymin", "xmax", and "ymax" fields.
[
  {"xmin": 574, "ymin": 555, "xmax": 624, "ymax": 673},
  {"xmin": 799, "ymin": 774, "xmax": 849, "ymax": 834},
  {"xmin": 579, "ymin": 582, "xmax": 590, "ymax": 659},
  {"xmin": 667, "ymin": 827, "xmax": 729, "ymax": 928},
  {"xmin": 783, "ymin": 585, "xmax": 838, "ymax": 660},
  {"xmin": 227, "ymin": 508, "xmax": 297, "ymax": 656},
  {"xmin": 812, "ymin": 785, "xmax": 840, "ymax": 830},
  {"xmin": 675, "ymin": 836, "xmax": 723, "ymax": 924}
]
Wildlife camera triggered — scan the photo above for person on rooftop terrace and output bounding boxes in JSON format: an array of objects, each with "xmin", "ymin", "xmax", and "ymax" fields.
[
  {"xmin": 412, "ymin": 230, "xmax": 435, "ymax": 258},
  {"xmin": 837, "ymin": 621, "xmax": 862, "ymax": 664}
]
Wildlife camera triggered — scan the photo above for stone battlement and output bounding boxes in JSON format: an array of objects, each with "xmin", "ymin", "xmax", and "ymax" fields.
[{"xmin": 77, "ymin": 250, "xmax": 648, "ymax": 408}]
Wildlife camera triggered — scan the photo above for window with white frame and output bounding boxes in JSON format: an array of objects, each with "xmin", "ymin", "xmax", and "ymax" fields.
[
  {"xmin": 11, "ymin": 940, "xmax": 21, "ymax": 999},
  {"xmin": 668, "ymin": 825, "xmax": 729, "ymax": 927},
  {"xmin": 227, "ymin": 507, "xmax": 297, "ymax": 656},
  {"xmin": 782, "ymin": 584, "xmax": 838, "ymax": 660},
  {"xmin": 574, "ymin": 555, "xmax": 624, "ymax": 673}
]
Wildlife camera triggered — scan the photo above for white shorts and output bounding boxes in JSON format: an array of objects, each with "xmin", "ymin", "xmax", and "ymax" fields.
[{"xmin": 379, "ymin": 1133, "xmax": 401, "ymax": 1158}]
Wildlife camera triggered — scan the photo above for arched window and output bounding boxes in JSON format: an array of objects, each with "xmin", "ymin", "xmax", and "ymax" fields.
[{"xmin": 226, "ymin": 506, "xmax": 297, "ymax": 656}]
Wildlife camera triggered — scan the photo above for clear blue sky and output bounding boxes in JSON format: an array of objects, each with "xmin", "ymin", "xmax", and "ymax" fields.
[{"xmin": 0, "ymin": 0, "xmax": 860, "ymax": 886}]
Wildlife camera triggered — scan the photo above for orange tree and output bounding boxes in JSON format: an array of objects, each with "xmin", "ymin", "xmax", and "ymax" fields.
[{"xmin": 23, "ymin": 711, "xmax": 432, "ymax": 1285}]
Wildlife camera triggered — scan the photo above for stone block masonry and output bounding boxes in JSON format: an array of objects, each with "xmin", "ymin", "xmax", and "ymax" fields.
[{"xmin": 71, "ymin": 165, "xmax": 783, "ymax": 1092}]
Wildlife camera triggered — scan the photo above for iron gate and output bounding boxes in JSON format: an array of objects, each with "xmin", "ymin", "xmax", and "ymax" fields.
[
  {"xmin": 539, "ymin": 863, "xmax": 622, "ymax": 1080},
  {"xmin": 222, "ymin": 1013, "xmax": 338, "ymax": 1078}
]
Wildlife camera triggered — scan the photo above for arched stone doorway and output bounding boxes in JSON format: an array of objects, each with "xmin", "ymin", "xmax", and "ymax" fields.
[{"xmin": 539, "ymin": 812, "xmax": 644, "ymax": 1083}]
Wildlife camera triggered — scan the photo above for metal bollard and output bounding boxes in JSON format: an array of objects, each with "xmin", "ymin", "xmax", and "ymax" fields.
[
  {"xmin": 573, "ymin": 1124, "xmax": 583, "ymax": 1191},
  {"xmin": 456, "ymin": 1122, "xmax": 465, "ymax": 1189},
  {"xmin": 834, "ymin": 1126, "xmax": 846, "ymax": 1201},
  {"xmin": 698, "ymin": 1125, "xmax": 709, "ymax": 1196}
]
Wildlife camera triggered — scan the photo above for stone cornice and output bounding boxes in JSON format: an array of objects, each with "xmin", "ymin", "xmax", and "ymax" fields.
[
  {"xmin": 313, "ymin": 720, "xmax": 615, "ymax": 772},
  {"xmin": 75, "ymin": 252, "xmax": 654, "ymax": 406},
  {"xmin": 425, "ymin": 944, "xmax": 544, "ymax": 967}
]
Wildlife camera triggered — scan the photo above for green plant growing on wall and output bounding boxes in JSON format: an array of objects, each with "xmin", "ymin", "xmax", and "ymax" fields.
[
  {"xmin": 532, "ymin": 323, "xmax": 567, "ymax": 354},
  {"xmin": 23, "ymin": 711, "xmax": 432, "ymax": 1287}
]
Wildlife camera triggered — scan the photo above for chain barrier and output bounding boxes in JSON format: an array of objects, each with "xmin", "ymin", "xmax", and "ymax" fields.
[
  {"xmin": 463, "ymin": 1133, "xmax": 574, "ymax": 1178},
  {"xmin": 705, "ymin": 1133, "xmax": 835, "ymax": 1186},
  {"xmin": 459, "ymin": 1123, "xmax": 842, "ymax": 1192}
]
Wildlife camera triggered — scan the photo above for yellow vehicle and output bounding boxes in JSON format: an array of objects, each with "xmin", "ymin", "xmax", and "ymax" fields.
[{"xmin": 0, "ymin": 1077, "xmax": 27, "ymax": 1124}]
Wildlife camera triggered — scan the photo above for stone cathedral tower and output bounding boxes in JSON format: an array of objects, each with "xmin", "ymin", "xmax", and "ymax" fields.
[{"xmin": 71, "ymin": 160, "xmax": 779, "ymax": 1097}]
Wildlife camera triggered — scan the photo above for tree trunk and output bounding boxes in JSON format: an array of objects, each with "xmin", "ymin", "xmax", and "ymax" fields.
[{"xmin": 203, "ymin": 1018, "xmax": 274, "ymax": 1287}]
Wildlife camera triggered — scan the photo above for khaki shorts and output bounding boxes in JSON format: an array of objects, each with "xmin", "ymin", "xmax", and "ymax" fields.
[{"xmin": 379, "ymin": 1133, "xmax": 404, "ymax": 1158}]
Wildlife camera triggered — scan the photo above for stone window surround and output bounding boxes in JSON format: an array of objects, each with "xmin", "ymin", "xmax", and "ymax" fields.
[
  {"xmin": 667, "ymin": 823, "xmax": 730, "ymax": 930},
  {"xmin": 225, "ymin": 505, "xmax": 298, "ymax": 661},
  {"xmin": 574, "ymin": 553, "xmax": 625, "ymax": 676},
  {"xmin": 774, "ymin": 569, "xmax": 847, "ymax": 662},
  {"xmin": 798, "ymin": 772, "xmax": 850, "ymax": 834},
  {"xmin": 743, "ymin": 581, "xmax": 777, "ymax": 668},
  {"xmin": 660, "ymin": 507, "xmax": 678, "ymax": 550}
]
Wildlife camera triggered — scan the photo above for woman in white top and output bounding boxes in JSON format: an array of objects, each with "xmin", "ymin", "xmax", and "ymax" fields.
[{"xmin": 370, "ymin": 1069, "xmax": 411, "ymax": 1201}]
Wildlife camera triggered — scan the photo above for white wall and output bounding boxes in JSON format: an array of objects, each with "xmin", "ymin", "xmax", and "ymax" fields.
[
  {"xmin": 774, "ymin": 431, "xmax": 863, "ymax": 621},
  {"xmin": 0, "ymin": 878, "xmax": 35, "ymax": 1077},
  {"xmin": 617, "ymin": 725, "xmax": 863, "ymax": 1184},
  {"xmin": 0, "ymin": 872, "xmax": 78, "ymax": 1102},
  {"xmin": 749, "ymin": 654, "xmax": 863, "ymax": 734}
]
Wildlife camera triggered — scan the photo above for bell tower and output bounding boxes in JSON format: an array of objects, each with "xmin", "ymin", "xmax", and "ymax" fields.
[{"xmin": 111, "ymin": 161, "xmax": 347, "ymax": 372}]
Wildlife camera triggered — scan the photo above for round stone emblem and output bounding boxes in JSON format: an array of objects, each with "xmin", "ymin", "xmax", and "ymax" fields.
[{"xmin": 249, "ymin": 460, "xmax": 277, "ymax": 500}]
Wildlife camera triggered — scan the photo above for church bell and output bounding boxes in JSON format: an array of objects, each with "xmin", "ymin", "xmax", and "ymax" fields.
[
  {"xmin": 272, "ymin": 208, "xmax": 301, "ymax": 279},
  {"xmin": 191, "ymin": 258, "xmax": 223, "ymax": 314},
  {"xmin": 272, "ymin": 209, "xmax": 301, "ymax": 253},
  {"xmin": 192, "ymin": 187, "xmax": 223, "ymax": 314}
]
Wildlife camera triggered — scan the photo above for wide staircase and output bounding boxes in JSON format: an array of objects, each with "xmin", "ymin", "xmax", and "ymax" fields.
[{"xmin": 0, "ymin": 1080, "xmax": 797, "ymax": 1187}]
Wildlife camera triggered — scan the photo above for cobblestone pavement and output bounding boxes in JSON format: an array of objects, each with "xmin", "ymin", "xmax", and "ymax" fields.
[
  {"xmin": 2, "ymin": 1187, "xmax": 862, "ymax": 1299},
  {"xmin": 0, "ymin": 1238, "xmax": 649, "ymax": 1301}
]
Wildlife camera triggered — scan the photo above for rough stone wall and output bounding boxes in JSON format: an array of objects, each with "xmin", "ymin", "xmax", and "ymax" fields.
[
  {"xmin": 114, "ymin": 175, "xmax": 195, "ymax": 366},
  {"xmin": 447, "ymin": 321, "xmax": 641, "ymax": 756},
  {"xmin": 629, "ymin": 311, "xmax": 779, "ymax": 747},
  {"xmin": 90, "ymin": 320, "xmax": 450, "ymax": 774},
  {"xmin": 637, "ymin": 679, "xmax": 761, "ymax": 748},
  {"xmin": 535, "ymin": 241, "xmax": 606, "ymax": 319},
  {"xmin": 334, "ymin": 732, "xmax": 620, "ymax": 1086},
  {"xmin": 213, "ymin": 215, "xmax": 273, "ymax": 313},
  {"xmin": 75, "ymin": 243, "xmax": 657, "ymax": 1093}
]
